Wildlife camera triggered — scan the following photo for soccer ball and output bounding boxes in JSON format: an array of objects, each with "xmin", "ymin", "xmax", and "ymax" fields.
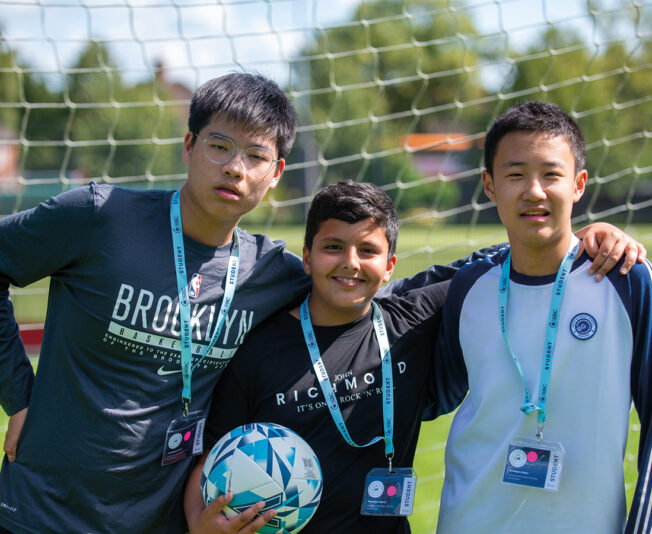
[{"xmin": 201, "ymin": 422, "xmax": 323, "ymax": 533}]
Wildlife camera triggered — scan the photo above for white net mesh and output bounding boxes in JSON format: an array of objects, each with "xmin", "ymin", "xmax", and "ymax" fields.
[
  {"xmin": 1, "ymin": 1, "xmax": 649, "ymax": 529},
  {"xmin": 1, "ymin": 0, "xmax": 649, "ymax": 226}
]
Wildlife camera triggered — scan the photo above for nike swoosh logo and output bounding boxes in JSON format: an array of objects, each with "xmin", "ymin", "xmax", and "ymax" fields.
[{"xmin": 157, "ymin": 366, "xmax": 182, "ymax": 376}]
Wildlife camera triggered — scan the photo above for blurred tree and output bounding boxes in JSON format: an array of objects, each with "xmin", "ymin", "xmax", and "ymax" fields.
[
  {"xmin": 64, "ymin": 41, "xmax": 185, "ymax": 183},
  {"xmin": 0, "ymin": 33, "xmax": 21, "ymax": 130},
  {"xmin": 505, "ymin": 12, "xmax": 651, "ymax": 212},
  {"xmin": 0, "ymin": 29, "xmax": 66, "ymax": 174},
  {"xmin": 297, "ymin": 0, "xmax": 491, "ymax": 216}
]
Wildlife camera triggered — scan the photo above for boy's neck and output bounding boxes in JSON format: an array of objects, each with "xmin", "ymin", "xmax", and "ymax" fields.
[
  {"xmin": 509, "ymin": 233, "xmax": 581, "ymax": 276},
  {"xmin": 289, "ymin": 296, "xmax": 371, "ymax": 327},
  {"xmin": 177, "ymin": 189, "xmax": 238, "ymax": 247}
]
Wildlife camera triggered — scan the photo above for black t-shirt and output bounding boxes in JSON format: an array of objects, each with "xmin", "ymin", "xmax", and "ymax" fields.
[
  {"xmin": 0, "ymin": 184, "xmax": 310, "ymax": 534},
  {"xmin": 205, "ymin": 281, "xmax": 461, "ymax": 533}
]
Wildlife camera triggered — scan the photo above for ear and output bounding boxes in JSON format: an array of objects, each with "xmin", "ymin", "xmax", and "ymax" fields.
[
  {"xmin": 268, "ymin": 159, "xmax": 285, "ymax": 190},
  {"xmin": 482, "ymin": 170, "xmax": 496, "ymax": 202},
  {"xmin": 182, "ymin": 132, "xmax": 195, "ymax": 165},
  {"xmin": 573, "ymin": 169, "xmax": 587, "ymax": 203},
  {"xmin": 383, "ymin": 255, "xmax": 397, "ymax": 283},
  {"xmin": 302, "ymin": 245, "xmax": 312, "ymax": 275}
]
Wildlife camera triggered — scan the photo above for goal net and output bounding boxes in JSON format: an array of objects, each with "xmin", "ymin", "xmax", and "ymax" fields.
[{"xmin": 1, "ymin": 0, "xmax": 650, "ymax": 227}]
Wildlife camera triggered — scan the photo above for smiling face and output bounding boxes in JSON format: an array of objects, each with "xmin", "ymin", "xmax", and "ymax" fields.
[
  {"xmin": 482, "ymin": 130, "xmax": 587, "ymax": 274},
  {"xmin": 302, "ymin": 218, "xmax": 396, "ymax": 326},
  {"xmin": 180, "ymin": 116, "xmax": 284, "ymax": 245}
]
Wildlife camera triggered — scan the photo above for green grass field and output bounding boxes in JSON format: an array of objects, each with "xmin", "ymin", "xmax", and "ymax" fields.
[{"xmin": 3, "ymin": 223, "xmax": 652, "ymax": 532}]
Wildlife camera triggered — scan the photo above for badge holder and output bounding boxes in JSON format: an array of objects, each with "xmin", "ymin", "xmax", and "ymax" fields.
[
  {"xmin": 502, "ymin": 437, "xmax": 564, "ymax": 492},
  {"xmin": 361, "ymin": 456, "xmax": 417, "ymax": 517},
  {"xmin": 161, "ymin": 409, "xmax": 206, "ymax": 466}
]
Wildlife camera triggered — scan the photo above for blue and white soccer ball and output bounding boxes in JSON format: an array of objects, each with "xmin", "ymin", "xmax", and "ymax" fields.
[{"xmin": 201, "ymin": 422, "xmax": 323, "ymax": 533}]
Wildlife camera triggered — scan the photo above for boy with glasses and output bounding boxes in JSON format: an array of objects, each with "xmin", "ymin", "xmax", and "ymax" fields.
[{"xmin": 0, "ymin": 73, "xmax": 307, "ymax": 534}]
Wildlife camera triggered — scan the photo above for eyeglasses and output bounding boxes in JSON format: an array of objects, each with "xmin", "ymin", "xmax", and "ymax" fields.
[{"xmin": 194, "ymin": 132, "xmax": 280, "ymax": 176}]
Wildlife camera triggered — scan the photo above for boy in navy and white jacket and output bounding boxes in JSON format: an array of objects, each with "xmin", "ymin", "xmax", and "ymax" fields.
[{"xmin": 435, "ymin": 101, "xmax": 652, "ymax": 534}]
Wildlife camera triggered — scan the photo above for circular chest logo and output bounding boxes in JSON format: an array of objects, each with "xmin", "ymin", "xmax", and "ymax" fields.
[{"xmin": 570, "ymin": 313, "xmax": 598, "ymax": 340}]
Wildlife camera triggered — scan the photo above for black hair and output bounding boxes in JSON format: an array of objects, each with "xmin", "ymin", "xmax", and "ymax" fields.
[
  {"xmin": 188, "ymin": 72, "xmax": 297, "ymax": 159},
  {"xmin": 484, "ymin": 101, "xmax": 586, "ymax": 175},
  {"xmin": 304, "ymin": 180, "xmax": 399, "ymax": 257}
]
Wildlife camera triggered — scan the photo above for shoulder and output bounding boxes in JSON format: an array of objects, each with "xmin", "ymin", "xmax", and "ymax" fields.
[
  {"xmin": 448, "ymin": 248, "xmax": 504, "ymax": 297},
  {"xmin": 25, "ymin": 183, "xmax": 172, "ymax": 226},
  {"xmin": 625, "ymin": 258, "xmax": 652, "ymax": 287},
  {"xmin": 605, "ymin": 258, "xmax": 652, "ymax": 317},
  {"xmin": 90, "ymin": 184, "xmax": 170, "ymax": 213},
  {"xmin": 39, "ymin": 183, "xmax": 100, "ymax": 212},
  {"xmin": 237, "ymin": 307, "xmax": 298, "ymax": 354},
  {"xmin": 605, "ymin": 257, "xmax": 652, "ymax": 298},
  {"xmin": 0, "ymin": 183, "xmax": 100, "ymax": 228},
  {"xmin": 374, "ymin": 280, "xmax": 451, "ymax": 333}
]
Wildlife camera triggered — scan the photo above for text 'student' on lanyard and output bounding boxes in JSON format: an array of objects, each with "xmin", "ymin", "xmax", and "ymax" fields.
[
  {"xmin": 299, "ymin": 296, "xmax": 395, "ymax": 469},
  {"xmin": 499, "ymin": 235, "xmax": 580, "ymax": 441},
  {"xmin": 170, "ymin": 190, "xmax": 240, "ymax": 416}
]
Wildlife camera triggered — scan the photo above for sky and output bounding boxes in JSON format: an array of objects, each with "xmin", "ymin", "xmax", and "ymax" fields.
[{"xmin": 0, "ymin": 0, "xmax": 647, "ymax": 92}]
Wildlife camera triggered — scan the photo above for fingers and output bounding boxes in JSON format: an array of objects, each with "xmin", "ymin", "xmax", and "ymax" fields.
[
  {"xmin": 4, "ymin": 407, "xmax": 28, "ymax": 463},
  {"xmin": 196, "ymin": 493, "xmax": 276, "ymax": 534},
  {"xmin": 617, "ymin": 241, "xmax": 643, "ymax": 276},
  {"xmin": 204, "ymin": 492, "xmax": 234, "ymax": 515},
  {"xmin": 588, "ymin": 234, "xmax": 626, "ymax": 281},
  {"xmin": 3, "ymin": 434, "xmax": 17, "ymax": 463},
  {"xmin": 579, "ymin": 226, "xmax": 599, "ymax": 259},
  {"xmin": 228, "ymin": 500, "xmax": 275, "ymax": 532},
  {"xmin": 637, "ymin": 242, "xmax": 648, "ymax": 263},
  {"xmin": 587, "ymin": 237, "xmax": 645, "ymax": 280},
  {"xmin": 236, "ymin": 506, "xmax": 276, "ymax": 533},
  {"xmin": 578, "ymin": 222, "xmax": 647, "ymax": 281}
]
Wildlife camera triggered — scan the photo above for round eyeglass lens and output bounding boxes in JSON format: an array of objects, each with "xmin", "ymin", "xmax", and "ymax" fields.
[{"xmin": 201, "ymin": 134, "xmax": 275, "ymax": 175}]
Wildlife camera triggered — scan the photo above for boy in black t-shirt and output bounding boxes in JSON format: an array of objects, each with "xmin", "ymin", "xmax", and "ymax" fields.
[{"xmin": 184, "ymin": 180, "xmax": 465, "ymax": 533}]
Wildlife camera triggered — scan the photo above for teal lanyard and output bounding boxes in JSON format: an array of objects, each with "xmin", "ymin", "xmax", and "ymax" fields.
[
  {"xmin": 170, "ymin": 190, "xmax": 240, "ymax": 414},
  {"xmin": 499, "ymin": 235, "xmax": 580, "ymax": 440},
  {"xmin": 299, "ymin": 296, "xmax": 395, "ymax": 463}
]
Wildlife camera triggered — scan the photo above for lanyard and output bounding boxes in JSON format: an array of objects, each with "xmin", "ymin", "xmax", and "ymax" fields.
[
  {"xmin": 170, "ymin": 190, "xmax": 240, "ymax": 414},
  {"xmin": 299, "ymin": 296, "xmax": 395, "ymax": 463},
  {"xmin": 499, "ymin": 235, "xmax": 580, "ymax": 440}
]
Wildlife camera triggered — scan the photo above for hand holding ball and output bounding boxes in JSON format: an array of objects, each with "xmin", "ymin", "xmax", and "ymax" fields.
[{"xmin": 201, "ymin": 422, "xmax": 323, "ymax": 533}]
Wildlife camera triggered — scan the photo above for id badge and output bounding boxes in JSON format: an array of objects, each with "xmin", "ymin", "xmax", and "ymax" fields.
[
  {"xmin": 360, "ymin": 467, "xmax": 417, "ymax": 516},
  {"xmin": 161, "ymin": 410, "xmax": 206, "ymax": 466},
  {"xmin": 502, "ymin": 438, "xmax": 564, "ymax": 492}
]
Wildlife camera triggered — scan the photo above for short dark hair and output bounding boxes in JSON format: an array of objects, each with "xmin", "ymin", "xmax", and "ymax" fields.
[
  {"xmin": 304, "ymin": 180, "xmax": 399, "ymax": 257},
  {"xmin": 188, "ymin": 72, "xmax": 297, "ymax": 159},
  {"xmin": 484, "ymin": 101, "xmax": 586, "ymax": 175}
]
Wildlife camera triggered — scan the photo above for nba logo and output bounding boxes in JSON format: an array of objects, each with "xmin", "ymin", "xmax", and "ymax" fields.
[{"xmin": 189, "ymin": 273, "xmax": 202, "ymax": 299}]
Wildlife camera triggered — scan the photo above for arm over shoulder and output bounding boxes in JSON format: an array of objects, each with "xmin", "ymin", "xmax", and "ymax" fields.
[
  {"xmin": 422, "ymin": 269, "xmax": 473, "ymax": 421},
  {"xmin": 379, "ymin": 242, "xmax": 506, "ymax": 296}
]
